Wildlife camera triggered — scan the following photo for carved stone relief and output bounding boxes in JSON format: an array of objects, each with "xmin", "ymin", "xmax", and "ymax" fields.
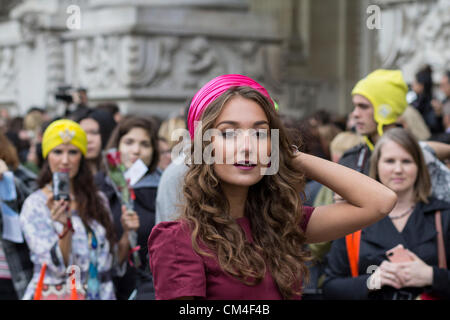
[
  {"xmin": 236, "ymin": 40, "xmax": 283, "ymax": 99},
  {"xmin": 0, "ymin": 0, "xmax": 283, "ymax": 115},
  {"xmin": 238, "ymin": 41, "xmax": 265, "ymax": 82},
  {"xmin": 77, "ymin": 35, "xmax": 120, "ymax": 89},
  {"xmin": 182, "ymin": 36, "xmax": 226, "ymax": 89},
  {"xmin": 73, "ymin": 34, "xmax": 283, "ymax": 96},
  {"xmin": 16, "ymin": 12, "xmax": 41, "ymax": 45},
  {"xmin": 0, "ymin": 46, "xmax": 15, "ymax": 94},
  {"xmin": 376, "ymin": 0, "xmax": 450, "ymax": 82},
  {"xmin": 119, "ymin": 35, "xmax": 179, "ymax": 89}
]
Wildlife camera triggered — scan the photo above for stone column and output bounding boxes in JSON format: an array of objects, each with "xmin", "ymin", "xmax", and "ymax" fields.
[{"xmin": 0, "ymin": 0, "xmax": 90, "ymax": 114}]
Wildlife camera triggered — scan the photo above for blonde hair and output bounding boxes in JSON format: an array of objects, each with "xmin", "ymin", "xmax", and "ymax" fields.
[
  {"xmin": 24, "ymin": 110, "xmax": 45, "ymax": 132},
  {"xmin": 329, "ymin": 131, "xmax": 363, "ymax": 159},
  {"xmin": 158, "ymin": 117, "xmax": 186, "ymax": 149},
  {"xmin": 397, "ymin": 106, "xmax": 431, "ymax": 141}
]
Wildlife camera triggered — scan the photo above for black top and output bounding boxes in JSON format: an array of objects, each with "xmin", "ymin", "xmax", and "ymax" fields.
[{"xmin": 323, "ymin": 198, "xmax": 450, "ymax": 300}]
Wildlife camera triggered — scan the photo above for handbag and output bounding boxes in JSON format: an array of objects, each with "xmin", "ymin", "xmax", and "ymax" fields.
[
  {"xmin": 419, "ymin": 210, "xmax": 447, "ymax": 300},
  {"xmin": 33, "ymin": 263, "xmax": 86, "ymax": 300},
  {"xmin": 33, "ymin": 225, "xmax": 101, "ymax": 300}
]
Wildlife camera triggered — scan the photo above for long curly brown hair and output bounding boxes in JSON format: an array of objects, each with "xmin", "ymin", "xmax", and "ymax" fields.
[{"xmin": 182, "ymin": 86, "xmax": 310, "ymax": 299}]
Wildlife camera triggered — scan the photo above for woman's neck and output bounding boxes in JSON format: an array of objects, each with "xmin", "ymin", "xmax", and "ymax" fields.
[
  {"xmin": 221, "ymin": 184, "xmax": 248, "ymax": 219},
  {"xmin": 87, "ymin": 158, "xmax": 99, "ymax": 175},
  {"xmin": 392, "ymin": 188, "xmax": 416, "ymax": 212}
]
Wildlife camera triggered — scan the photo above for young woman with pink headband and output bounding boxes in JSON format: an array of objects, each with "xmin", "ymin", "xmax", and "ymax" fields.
[{"xmin": 148, "ymin": 74, "xmax": 397, "ymax": 300}]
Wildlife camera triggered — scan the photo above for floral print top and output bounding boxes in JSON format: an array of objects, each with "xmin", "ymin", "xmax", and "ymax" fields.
[
  {"xmin": 19, "ymin": 189, "xmax": 124, "ymax": 300},
  {"xmin": 419, "ymin": 142, "xmax": 450, "ymax": 202}
]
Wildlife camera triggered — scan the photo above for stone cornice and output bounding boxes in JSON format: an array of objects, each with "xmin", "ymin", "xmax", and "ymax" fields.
[
  {"xmin": 373, "ymin": 0, "xmax": 437, "ymax": 9},
  {"xmin": 60, "ymin": 6, "xmax": 282, "ymax": 42}
]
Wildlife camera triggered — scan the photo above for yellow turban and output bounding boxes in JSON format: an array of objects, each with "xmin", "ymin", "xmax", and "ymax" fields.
[
  {"xmin": 42, "ymin": 119, "xmax": 87, "ymax": 158},
  {"xmin": 352, "ymin": 69, "xmax": 408, "ymax": 138}
]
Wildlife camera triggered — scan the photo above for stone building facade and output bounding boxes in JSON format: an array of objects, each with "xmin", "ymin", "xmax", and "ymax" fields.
[{"xmin": 0, "ymin": 0, "xmax": 448, "ymax": 119}]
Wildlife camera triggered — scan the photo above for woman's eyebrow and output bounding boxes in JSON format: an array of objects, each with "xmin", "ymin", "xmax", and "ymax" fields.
[
  {"xmin": 216, "ymin": 120, "xmax": 269, "ymax": 127},
  {"xmin": 216, "ymin": 121, "xmax": 238, "ymax": 127}
]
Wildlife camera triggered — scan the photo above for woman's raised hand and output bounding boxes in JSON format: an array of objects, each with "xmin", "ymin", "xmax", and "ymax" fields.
[
  {"xmin": 46, "ymin": 194, "xmax": 70, "ymax": 225},
  {"xmin": 120, "ymin": 205, "xmax": 140, "ymax": 233}
]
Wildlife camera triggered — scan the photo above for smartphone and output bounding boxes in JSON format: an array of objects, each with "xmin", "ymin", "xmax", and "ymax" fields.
[
  {"xmin": 52, "ymin": 172, "xmax": 70, "ymax": 201},
  {"xmin": 386, "ymin": 245, "xmax": 414, "ymax": 263}
]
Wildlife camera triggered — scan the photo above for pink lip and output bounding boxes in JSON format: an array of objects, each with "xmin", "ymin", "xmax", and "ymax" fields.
[
  {"xmin": 391, "ymin": 178, "xmax": 404, "ymax": 183},
  {"xmin": 234, "ymin": 164, "xmax": 256, "ymax": 171}
]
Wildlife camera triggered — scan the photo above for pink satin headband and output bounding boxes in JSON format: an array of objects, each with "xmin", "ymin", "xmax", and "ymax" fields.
[{"xmin": 187, "ymin": 74, "xmax": 274, "ymax": 138}]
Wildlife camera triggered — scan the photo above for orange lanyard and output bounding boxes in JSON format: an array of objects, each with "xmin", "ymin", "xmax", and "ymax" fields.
[{"xmin": 345, "ymin": 230, "xmax": 361, "ymax": 277}]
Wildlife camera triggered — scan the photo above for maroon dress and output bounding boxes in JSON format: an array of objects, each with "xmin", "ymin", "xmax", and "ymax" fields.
[{"xmin": 148, "ymin": 206, "xmax": 314, "ymax": 300}]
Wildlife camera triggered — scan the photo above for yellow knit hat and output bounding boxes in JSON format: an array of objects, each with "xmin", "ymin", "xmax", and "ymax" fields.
[
  {"xmin": 42, "ymin": 119, "xmax": 87, "ymax": 158},
  {"xmin": 352, "ymin": 69, "xmax": 408, "ymax": 138}
]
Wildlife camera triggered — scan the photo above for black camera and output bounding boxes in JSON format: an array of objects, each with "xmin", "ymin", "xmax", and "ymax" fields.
[
  {"xmin": 52, "ymin": 172, "xmax": 70, "ymax": 201},
  {"xmin": 54, "ymin": 86, "xmax": 74, "ymax": 103}
]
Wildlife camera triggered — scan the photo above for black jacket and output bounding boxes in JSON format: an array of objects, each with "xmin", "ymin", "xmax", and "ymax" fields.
[
  {"xmin": 338, "ymin": 143, "xmax": 371, "ymax": 174},
  {"xmin": 411, "ymin": 95, "xmax": 444, "ymax": 134},
  {"xmin": 323, "ymin": 198, "xmax": 450, "ymax": 299}
]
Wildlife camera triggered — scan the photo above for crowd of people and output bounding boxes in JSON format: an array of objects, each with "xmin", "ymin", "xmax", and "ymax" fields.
[{"xmin": 0, "ymin": 67, "xmax": 449, "ymax": 300}]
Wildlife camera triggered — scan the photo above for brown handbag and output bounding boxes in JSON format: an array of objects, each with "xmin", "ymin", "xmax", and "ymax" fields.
[
  {"xmin": 420, "ymin": 210, "xmax": 447, "ymax": 300},
  {"xmin": 435, "ymin": 211, "xmax": 447, "ymax": 269}
]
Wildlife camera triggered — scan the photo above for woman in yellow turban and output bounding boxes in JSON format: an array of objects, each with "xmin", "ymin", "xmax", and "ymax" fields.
[{"xmin": 19, "ymin": 119, "xmax": 139, "ymax": 300}]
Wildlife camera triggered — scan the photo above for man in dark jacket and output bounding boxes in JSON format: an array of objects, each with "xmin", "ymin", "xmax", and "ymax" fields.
[
  {"xmin": 338, "ymin": 69, "xmax": 409, "ymax": 175},
  {"xmin": 338, "ymin": 69, "xmax": 450, "ymax": 201}
]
